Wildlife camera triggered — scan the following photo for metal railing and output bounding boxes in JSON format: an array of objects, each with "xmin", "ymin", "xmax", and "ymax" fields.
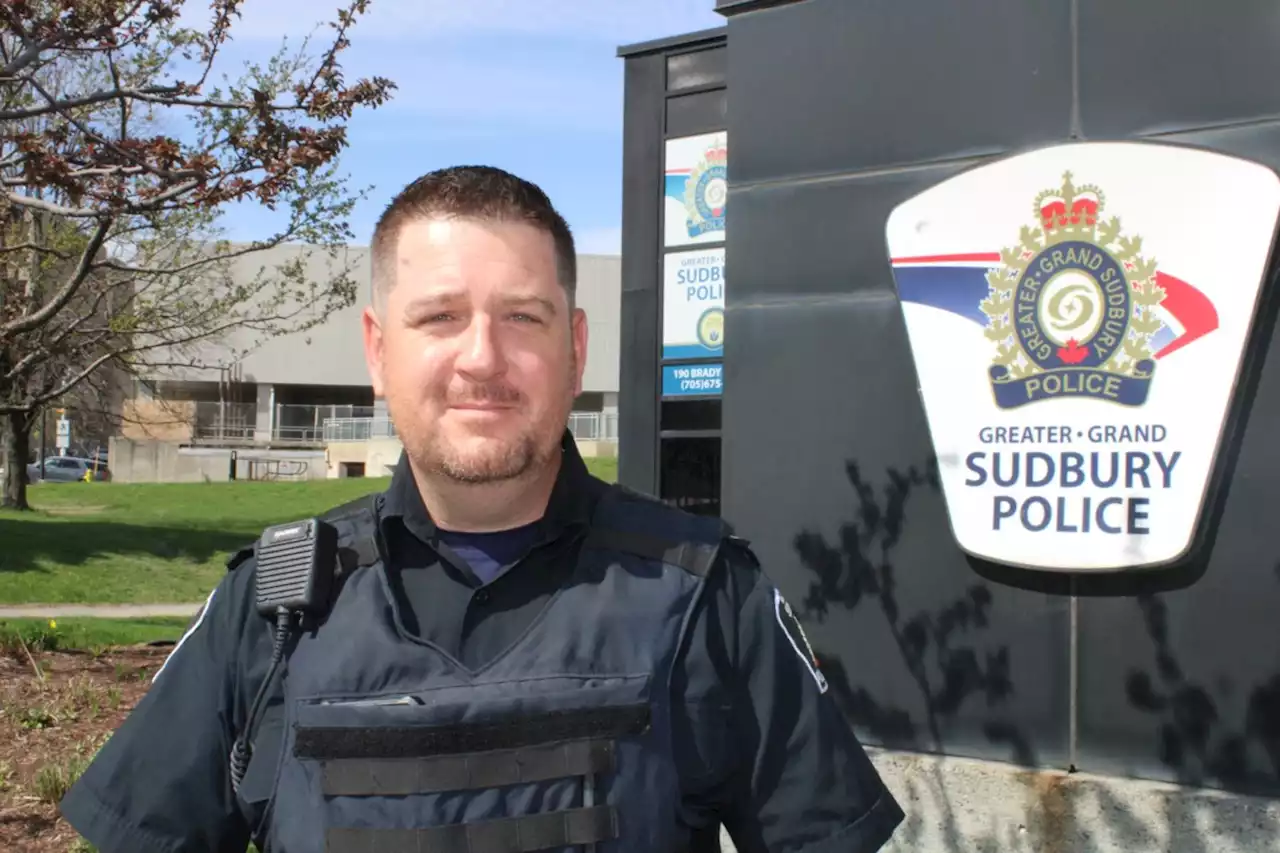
[
  {"xmin": 274, "ymin": 404, "xmax": 376, "ymax": 443},
  {"xmin": 323, "ymin": 416, "xmax": 398, "ymax": 442},
  {"xmin": 321, "ymin": 411, "xmax": 619, "ymax": 443},
  {"xmin": 568, "ymin": 411, "xmax": 619, "ymax": 441},
  {"xmin": 190, "ymin": 402, "xmax": 380, "ymax": 443},
  {"xmin": 193, "ymin": 401, "xmax": 257, "ymax": 441}
]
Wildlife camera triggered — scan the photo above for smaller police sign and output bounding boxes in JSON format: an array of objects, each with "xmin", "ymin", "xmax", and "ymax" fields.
[
  {"xmin": 663, "ymin": 247, "xmax": 725, "ymax": 359},
  {"xmin": 885, "ymin": 142, "xmax": 1280, "ymax": 572}
]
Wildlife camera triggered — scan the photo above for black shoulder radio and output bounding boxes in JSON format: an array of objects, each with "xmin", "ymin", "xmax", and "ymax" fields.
[
  {"xmin": 230, "ymin": 516, "xmax": 339, "ymax": 794},
  {"xmin": 254, "ymin": 518, "xmax": 338, "ymax": 617}
]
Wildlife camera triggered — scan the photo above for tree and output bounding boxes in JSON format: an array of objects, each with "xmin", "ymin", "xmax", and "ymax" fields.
[{"xmin": 0, "ymin": 0, "xmax": 395, "ymax": 509}]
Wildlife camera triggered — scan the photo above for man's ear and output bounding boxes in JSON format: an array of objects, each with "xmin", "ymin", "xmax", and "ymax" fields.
[
  {"xmin": 571, "ymin": 307, "xmax": 589, "ymax": 396},
  {"xmin": 362, "ymin": 304, "xmax": 386, "ymax": 398}
]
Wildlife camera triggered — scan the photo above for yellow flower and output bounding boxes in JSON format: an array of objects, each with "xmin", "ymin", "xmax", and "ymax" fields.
[{"xmin": 49, "ymin": 620, "xmax": 56, "ymax": 630}]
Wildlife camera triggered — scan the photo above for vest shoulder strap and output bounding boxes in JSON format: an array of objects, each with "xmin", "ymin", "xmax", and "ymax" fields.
[
  {"xmin": 225, "ymin": 542, "xmax": 256, "ymax": 573},
  {"xmin": 318, "ymin": 492, "xmax": 384, "ymax": 574},
  {"xmin": 583, "ymin": 484, "xmax": 729, "ymax": 577},
  {"xmin": 224, "ymin": 490, "xmax": 384, "ymax": 596},
  {"xmin": 222, "ymin": 492, "xmax": 384, "ymax": 574}
]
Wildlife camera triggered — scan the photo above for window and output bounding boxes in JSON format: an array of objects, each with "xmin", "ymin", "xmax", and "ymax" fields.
[
  {"xmin": 661, "ymin": 399, "xmax": 721, "ymax": 433},
  {"xmin": 659, "ymin": 437, "xmax": 721, "ymax": 517},
  {"xmin": 666, "ymin": 47, "xmax": 727, "ymax": 92}
]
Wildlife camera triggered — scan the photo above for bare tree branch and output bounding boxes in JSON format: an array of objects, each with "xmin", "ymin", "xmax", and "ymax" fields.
[
  {"xmin": 2, "ymin": 216, "xmax": 112, "ymax": 336},
  {"xmin": 0, "ymin": 84, "xmax": 181, "ymax": 120},
  {"xmin": 98, "ymin": 235, "xmax": 291, "ymax": 277},
  {"xmin": 0, "ymin": 241, "xmax": 73, "ymax": 257},
  {"xmin": 0, "ymin": 39, "xmax": 45, "ymax": 80},
  {"xmin": 0, "ymin": 349, "xmax": 118, "ymax": 414},
  {"xmin": 3, "ymin": 192, "xmax": 101, "ymax": 218},
  {"xmin": 4, "ymin": 282, "xmax": 114, "ymax": 383}
]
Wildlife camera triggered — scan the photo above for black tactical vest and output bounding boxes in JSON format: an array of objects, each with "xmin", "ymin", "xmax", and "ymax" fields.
[{"xmin": 248, "ymin": 485, "xmax": 730, "ymax": 853}]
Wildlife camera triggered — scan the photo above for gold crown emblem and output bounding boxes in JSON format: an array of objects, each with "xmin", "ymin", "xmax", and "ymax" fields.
[
  {"xmin": 701, "ymin": 145, "xmax": 727, "ymax": 165},
  {"xmin": 1033, "ymin": 171, "xmax": 1106, "ymax": 242}
]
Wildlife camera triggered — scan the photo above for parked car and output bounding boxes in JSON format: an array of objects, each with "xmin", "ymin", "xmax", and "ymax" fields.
[{"xmin": 26, "ymin": 456, "xmax": 110, "ymax": 483}]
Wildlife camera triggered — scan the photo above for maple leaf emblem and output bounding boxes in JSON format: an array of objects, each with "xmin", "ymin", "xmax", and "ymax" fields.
[{"xmin": 1057, "ymin": 339, "xmax": 1089, "ymax": 364}]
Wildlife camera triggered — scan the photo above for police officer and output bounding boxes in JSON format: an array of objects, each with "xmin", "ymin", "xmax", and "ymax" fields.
[{"xmin": 60, "ymin": 166, "xmax": 904, "ymax": 853}]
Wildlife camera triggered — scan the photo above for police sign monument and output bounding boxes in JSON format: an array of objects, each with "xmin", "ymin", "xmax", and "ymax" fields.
[{"xmin": 886, "ymin": 142, "xmax": 1280, "ymax": 571}]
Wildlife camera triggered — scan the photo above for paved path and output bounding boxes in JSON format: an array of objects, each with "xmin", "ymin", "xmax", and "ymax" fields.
[{"xmin": 0, "ymin": 603, "xmax": 203, "ymax": 619}]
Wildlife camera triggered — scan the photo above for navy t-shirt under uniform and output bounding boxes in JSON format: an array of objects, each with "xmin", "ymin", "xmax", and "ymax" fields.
[{"xmin": 435, "ymin": 522, "xmax": 541, "ymax": 585}]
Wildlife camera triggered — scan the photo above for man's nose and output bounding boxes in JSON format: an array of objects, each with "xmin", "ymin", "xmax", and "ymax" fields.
[{"xmin": 455, "ymin": 315, "xmax": 506, "ymax": 378}]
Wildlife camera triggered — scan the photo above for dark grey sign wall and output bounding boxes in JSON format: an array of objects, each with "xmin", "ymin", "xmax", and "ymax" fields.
[
  {"xmin": 703, "ymin": 0, "xmax": 1280, "ymax": 800},
  {"xmin": 617, "ymin": 30, "xmax": 728, "ymax": 512}
]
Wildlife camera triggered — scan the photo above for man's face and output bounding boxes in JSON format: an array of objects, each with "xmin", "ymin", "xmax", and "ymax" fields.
[{"xmin": 362, "ymin": 216, "xmax": 587, "ymax": 485}]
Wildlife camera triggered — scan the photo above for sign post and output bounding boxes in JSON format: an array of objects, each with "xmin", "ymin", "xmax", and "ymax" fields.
[{"xmin": 55, "ymin": 410, "xmax": 70, "ymax": 454}]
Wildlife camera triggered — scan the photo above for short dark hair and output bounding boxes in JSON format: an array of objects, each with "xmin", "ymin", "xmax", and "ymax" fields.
[{"xmin": 370, "ymin": 165, "xmax": 576, "ymax": 311}]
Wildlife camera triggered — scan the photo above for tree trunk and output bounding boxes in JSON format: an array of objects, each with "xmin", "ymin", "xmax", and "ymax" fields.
[{"xmin": 2, "ymin": 409, "xmax": 33, "ymax": 511}]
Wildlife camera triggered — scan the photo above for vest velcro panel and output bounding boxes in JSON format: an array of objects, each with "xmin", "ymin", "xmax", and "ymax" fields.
[
  {"xmin": 325, "ymin": 804, "xmax": 618, "ymax": 853},
  {"xmin": 294, "ymin": 703, "xmax": 651, "ymax": 760},
  {"xmin": 320, "ymin": 737, "xmax": 617, "ymax": 796}
]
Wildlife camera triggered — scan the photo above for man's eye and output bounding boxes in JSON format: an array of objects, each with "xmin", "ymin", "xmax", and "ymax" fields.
[{"xmin": 511, "ymin": 313, "xmax": 542, "ymax": 324}]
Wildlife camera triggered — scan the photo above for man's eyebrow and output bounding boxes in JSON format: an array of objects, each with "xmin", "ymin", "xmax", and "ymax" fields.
[
  {"xmin": 499, "ymin": 294, "xmax": 558, "ymax": 315},
  {"xmin": 402, "ymin": 292, "xmax": 466, "ymax": 315}
]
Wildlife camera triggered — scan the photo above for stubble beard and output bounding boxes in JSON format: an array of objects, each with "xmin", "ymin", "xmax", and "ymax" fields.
[
  {"xmin": 424, "ymin": 427, "xmax": 547, "ymax": 485},
  {"xmin": 399, "ymin": 361, "xmax": 576, "ymax": 487}
]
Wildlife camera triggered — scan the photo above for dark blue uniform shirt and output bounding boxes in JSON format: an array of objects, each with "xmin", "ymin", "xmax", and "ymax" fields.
[{"xmin": 60, "ymin": 438, "xmax": 903, "ymax": 853}]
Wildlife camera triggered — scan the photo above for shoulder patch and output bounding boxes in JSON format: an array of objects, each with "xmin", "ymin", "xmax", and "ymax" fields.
[{"xmin": 773, "ymin": 588, "xmax": 828, "ymax": 694}]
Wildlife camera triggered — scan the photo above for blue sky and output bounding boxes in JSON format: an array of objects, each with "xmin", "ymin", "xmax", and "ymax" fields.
[{"xmin": 184, "ymin": 0, "xmax": 725, "ymax": 255}]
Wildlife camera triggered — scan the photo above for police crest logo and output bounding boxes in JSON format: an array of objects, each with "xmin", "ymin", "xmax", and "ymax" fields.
[
  {"xmin": 683, "ymin": 140, "xmax": 727, "ymax": 240},
  {"xmin": 664, "ymin": 132, "xmax": 728, "ymax": 247},
  {"xmin": 885, "ymin": 142, "xmax": 1280, "ymax": 572},
  {"xmin": 981, "ymin": 172, "xmax": 1163, "ymax": 410}
]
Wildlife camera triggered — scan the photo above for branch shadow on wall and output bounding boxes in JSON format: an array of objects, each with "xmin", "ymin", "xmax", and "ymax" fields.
[
  {"xmin": 787, "ymin": 458, "xmax": 1280, "ymax": 852},
  {"xmin": 793, "ymin": 458, "xmax": 1027, "ymax": 755},
  {"xmin": 791, "ymin": 457, "xmax": 1035, "ymax": 850},
  {"xmin": 1100, "ymin": 578, "xmax": 1280, "ymax": 853},
  {"xmin": 1122, "ymin": 566, "xmax": 1280, "ymax": 796}
]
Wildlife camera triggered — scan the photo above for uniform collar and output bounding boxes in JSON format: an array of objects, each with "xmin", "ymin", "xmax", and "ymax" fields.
[{"xmin": 380, "ymin": 429, "xmax": 603, "ymax": 543}]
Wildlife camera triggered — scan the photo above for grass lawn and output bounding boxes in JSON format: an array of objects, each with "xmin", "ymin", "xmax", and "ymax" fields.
[
  {"xmin": 0, "ymin": 616, "xmax": 193, "ymax": 652},
  {"xmin": 0, "ymin": 456, "xmax": 618, "ymax": 605}
]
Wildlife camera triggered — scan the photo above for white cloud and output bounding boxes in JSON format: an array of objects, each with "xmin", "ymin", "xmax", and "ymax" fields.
[
  {"xmin": 185, "ymin": 0, "xmax": 723, "ymax": 44},
  {"xmin": 573, "ymin": 225, "xmax": 622, "ymax": 255}
]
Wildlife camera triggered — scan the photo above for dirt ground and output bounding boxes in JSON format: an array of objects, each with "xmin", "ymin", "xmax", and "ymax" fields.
[{"xmin": 0, "ymin": 643, "xmax": 169, "ymax": 853}]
